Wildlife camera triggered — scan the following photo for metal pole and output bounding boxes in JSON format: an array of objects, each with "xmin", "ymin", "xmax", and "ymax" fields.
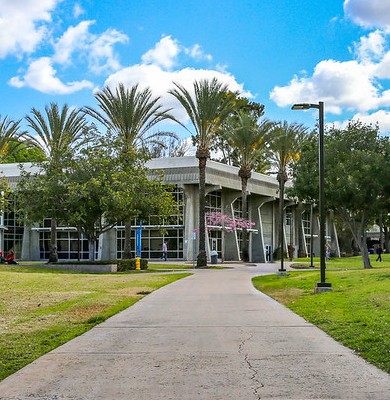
[
  {"xmin": 319, "ymin": 101, "xmax": 326, "ymax": 284},
  {"xmin": 310, "ymin": 202, "xmax": 314, "ymax": 268}
]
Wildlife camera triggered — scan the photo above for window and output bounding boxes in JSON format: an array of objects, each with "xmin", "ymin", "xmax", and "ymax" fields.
[
  {"xmin": 205, "ymin": 191, "xmax": 222, "ymax": 213},
  {"xmin": 116, "ymin": 228, "xmax": 184, "ymax": 259},
  {"xmin": 39, "ymin": 230, "xmax": 98, "ymax": 260},
  {"xmin": 3, "ymin": 195, "xmax": 24, "ymax": 258}
]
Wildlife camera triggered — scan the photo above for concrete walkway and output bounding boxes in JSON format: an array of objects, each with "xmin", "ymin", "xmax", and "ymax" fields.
[{"xmin": 0, "ymin": 264, "xmax": 389, "ymax": 399}]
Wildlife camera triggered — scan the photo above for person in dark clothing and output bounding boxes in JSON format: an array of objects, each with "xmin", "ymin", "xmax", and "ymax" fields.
[{"xmin": 376, "ymin": 246, "xmax": 383, "ymax": 262}]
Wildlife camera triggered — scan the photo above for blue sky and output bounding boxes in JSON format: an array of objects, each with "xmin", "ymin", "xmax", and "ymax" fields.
[{"xmin": 1, "ymin": 0, "xmax": 390, "ymax": 140}]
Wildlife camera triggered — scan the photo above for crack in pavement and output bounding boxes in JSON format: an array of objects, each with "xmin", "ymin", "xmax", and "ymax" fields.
[{"xmin": 238, "ymin": 331, "xmax": 264, "ymax": 400}]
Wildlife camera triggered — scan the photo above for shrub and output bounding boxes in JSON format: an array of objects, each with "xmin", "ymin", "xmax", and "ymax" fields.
[
  {"xmin": 273, "ymin": 247, "xmax": 287, "ymax": 260},
  {"xmin": 117, "ymin": 258, "xmax": 148, "ymax": 271}
]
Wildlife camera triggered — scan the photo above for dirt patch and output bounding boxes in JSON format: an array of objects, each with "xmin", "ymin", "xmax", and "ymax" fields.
[
  {"xmin": 268, "ymin": 287, "xmax": 305, "ymax": 304},
  {"xmin": 290, "ymin": 264, "xmax": 316, "ymax": 269},
  {"xmin": 67, "ymin": 304, "xmax": 108, "ymax": 322},
  {"xmin": 108, "ymin": 287, "xmax": 153, "ymax": 298}
]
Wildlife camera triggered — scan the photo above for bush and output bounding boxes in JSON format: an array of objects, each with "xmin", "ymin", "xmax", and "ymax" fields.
[
  {"xmin": 117, "ymin": 258, "xmax": 148, "ymax": 271},
  {"xmin": 273, "ymin": 247, "xmax": 287, "ymax": 260}
]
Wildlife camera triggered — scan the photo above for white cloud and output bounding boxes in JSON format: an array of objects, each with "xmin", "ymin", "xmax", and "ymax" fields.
[
  {"xmin": 375, "ymin": 50, "xmax": 390, "ymax": 79},
  {"xmin": 87, "ymin": 28, "xmax": 128, "ymax": 74},
  {"xmin": 53, "ymin": 20, "xmax": 93, "ymax": 64},
  {"xmin": 0, "ymin": 0, "xmax": 59, "ymax": 58},
  {"xmin": 187, "ymin": 44, "xmax": 212, "ymax": 62},
  {"xmin": 332, "ymin": 110, "xmax": 390, "ymax": 134},
  {"xmin": 344, "ymin": 0, "xmax": 390, "ymax": 29},
  {"xmin": 141, "ymin": 35, "xmax": 180, "ymax": 69},
  {"xmin": 353, "ymin": 30, "xmax": 386, "ymax": 62},
  {"xmin": 104, "ymin": 63, "xmax": 252, "ymax": 122},
  {"xmin": 73, "ymin": 3, "xmax": 84, "ymax": 18},
  {"xmin": 9, "ymin": 57, "xmax": 93, "ymax": 94},
  {"xmin": 270, "ymin": 59, "xmax": 382, "ymax": 114},
  {"xmin": 53, "ymin": 21, "xmax": 128, "ymax": 74}
]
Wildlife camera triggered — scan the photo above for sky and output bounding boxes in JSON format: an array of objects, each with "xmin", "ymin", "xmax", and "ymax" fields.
[{"xmin": 1, "ymin": 0, "xmax": 390, "ymax": 140}]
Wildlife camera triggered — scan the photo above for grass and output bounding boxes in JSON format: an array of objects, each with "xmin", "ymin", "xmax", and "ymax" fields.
[
  {"xmin": 0, "ymin": 263, "xmax": 190, "ymax": 381},
  {"xmin": 253, "ymin": 254, "xmax": 390, "ymax": 373},
  {"xmin": 291, "ymin": 254, "xmax": 390, "ymax": 270}
]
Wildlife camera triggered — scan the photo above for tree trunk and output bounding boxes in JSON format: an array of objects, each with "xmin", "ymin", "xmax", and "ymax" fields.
[
  {"xmin": 197, "ymin": 153, "xmax": 207, "ymax": 268},
  {"xmin": 339, "ymin": 208, "xmax": 372, "ymax": 269},
  {"xmin": 384, "ymin": 224, "xmax": 389, "ymax": 253},
  {"xmin": 278, "ymin": 172, "xmax": 285, "ymax": 270},
  {"xmin": 123, "ymin": 221, "xmax": 132, "ymax": 259},
  {"xmin": 48, "ymin": 217, "xmax": 58, "ymax": 262},
  {"xmin": 379, "ymin": 214, "xmax": 384, "ymax": 248},
  {"xmin": 361, "ymin": 230, "xmax": 372, "ymax": 269},
  {"xmin": 240, "ymin": 174, "xmax": 249, "ymax": 262}
]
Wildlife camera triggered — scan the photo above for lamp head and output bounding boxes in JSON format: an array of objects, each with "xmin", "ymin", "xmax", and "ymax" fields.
[
  {"xmin": 291, "ymin": 103, "xmax": 311, "ymax": 110},
  {"xmin": 291, "ymin": 103, "xmax": 320, "ymax": 110}
]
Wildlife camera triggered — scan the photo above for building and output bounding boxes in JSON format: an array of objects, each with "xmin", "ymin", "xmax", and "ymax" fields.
[{"xmin": 0, "ymin": 157, "xmax": 340, "ymax": 262}]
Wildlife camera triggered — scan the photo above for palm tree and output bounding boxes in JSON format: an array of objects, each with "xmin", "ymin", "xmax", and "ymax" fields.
[
  {"xmin": 0, "ymin": 115, "xmax": 28, "ymax": 162},
  {"xmin": 223, "ymin": 111, "xmax": 273, "ymax": 261},
  {"xmin": 268, "ymin": 121, "xmax": 307, "ymax": 271},
  {"xmin": 169, "ymin": 78, "xmax": 238, "ymax": 267},
  {"xmin": 26, "ymin": 103, "xmax": 90, "ymax": 262},
  {"xmin": 85, "ymin": 83, "xmax": 174, "ymax": 259}
]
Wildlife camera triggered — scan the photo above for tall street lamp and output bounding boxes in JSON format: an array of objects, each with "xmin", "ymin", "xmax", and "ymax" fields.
[{"xmin": 291, "ymin": 102, "xmax": 332, "ymax": 293}]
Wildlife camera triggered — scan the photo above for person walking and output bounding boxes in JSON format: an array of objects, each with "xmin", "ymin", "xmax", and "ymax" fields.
[
  {"xmin": 161, "ymin": 241, "xmax": 168, "ymax": 261},
  {"xmin": 376, "ymin": 246, "xmax": 383, "ymax": 262}
]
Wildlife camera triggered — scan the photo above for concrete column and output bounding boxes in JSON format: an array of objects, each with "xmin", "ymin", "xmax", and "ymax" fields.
[
  {"xmin": 182, "ymin": 184, "xmax": 198, "ymax": 262},
  {"xmin": 251, "ymin": 196, "xmax": 275, "ymax": 263},
  {"xmin": 313, "ymin": 216, "xmax": 320, "ymax": 257},
  {"xmin": 329, "ymin": 211, "xmax": 341, "ymax": 257},
  {"xmin": 222, "ymin": 189, "xmax": 240, "ymax": 261},
  {"xmin": 21, "ymin": 224, "xmax": 40, "ymax": 261},
  {"xmin": 100, "ymin": 228, "xmax": 117, "ymax": 260}
]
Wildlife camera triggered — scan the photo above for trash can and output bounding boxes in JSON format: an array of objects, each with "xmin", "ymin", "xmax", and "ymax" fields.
[{"xmin": 210, "ymin": 250, "xmax": 218, "ymax": 264}]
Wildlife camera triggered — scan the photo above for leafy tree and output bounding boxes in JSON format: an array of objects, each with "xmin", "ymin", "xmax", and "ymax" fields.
[
  {"xmin": 85, "ymin": 83, "xmax": 175, "ymax": 259},
  {"xmin": 2, "ymin": 145, "xmax": 46, "ymax": 163},
  {"xmin": 222, "ymin": 111, "xmax": 273, "ymax": 261},
  {"xmin": 24, "ymin": 103, "xmax": 91, "ymax": 262},
  {"xmin": 64, "ymin": 137, "xmax": 178, "ymax": 260},
  {"xmin": 268, "ymin": 121, "xmax": 307, "ymax": 269},
  {"xmin": 169, "ymin": 78, "xmax": 238, "ymax": 267},
  {"xmin": 291, "ymin": 121, "xmax": 390, "ymax": 269}
]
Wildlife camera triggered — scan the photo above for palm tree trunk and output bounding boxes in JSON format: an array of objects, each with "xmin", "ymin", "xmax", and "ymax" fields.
[
  {"xmin": 123, "ymin": 221, "xmax": 132, "ymax": 259},
  {"xmin": 278, "ymin": 172, "xmax": 285, "ymax": 270},
  {"xmin": 49, "ymin": 217, "xmax": 58, "ymax": 262},
  {"xmin": 197, "ymin": 155, "xmax": 207, "ymax": 268},
  {"xmin": 241, "ymin": 176, "xmax": 249, "ymax": 262}
]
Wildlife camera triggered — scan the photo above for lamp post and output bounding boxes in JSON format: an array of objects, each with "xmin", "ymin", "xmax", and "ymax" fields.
[
  {"xmin": 310, "ymin": 201, "xmax": 314, "ymax": 268},
  {"xmin": 292, "ymin": 102, "xmax": 332, "ymax": 293}
]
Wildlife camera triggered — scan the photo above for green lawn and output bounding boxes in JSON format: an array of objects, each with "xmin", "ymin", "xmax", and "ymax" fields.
[
  {"xmin": 253, "ymin": 256, "xmax": 390, "ymax": 373},
  {"xmin": 0, "ymin": 264, "xmax": 190, "ymax": 381},
  {"xmin": 291, "ymin": 253, "xmax": 390, "ymax": 270}
]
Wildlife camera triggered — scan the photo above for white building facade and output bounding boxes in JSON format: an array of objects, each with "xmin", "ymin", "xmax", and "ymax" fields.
[{"xmin": 0, "ymin": 157, "xmax": 340, "ymax": 262}]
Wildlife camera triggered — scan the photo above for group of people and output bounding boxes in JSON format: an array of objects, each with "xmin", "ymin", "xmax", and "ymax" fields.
[{"xmin": 0, "ymin": 250, "xmax": 18, "ymax": 264}]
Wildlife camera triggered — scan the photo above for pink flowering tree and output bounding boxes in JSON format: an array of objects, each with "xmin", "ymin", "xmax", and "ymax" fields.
[{"xmin": 194, "ymin": 211, "xmax": 256, "ymax": 262}]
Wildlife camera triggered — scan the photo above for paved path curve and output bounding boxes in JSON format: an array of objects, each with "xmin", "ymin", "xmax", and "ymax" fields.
[{"xmin": 0, "ymin": 264, "xmax": 389, "ymax": 399}]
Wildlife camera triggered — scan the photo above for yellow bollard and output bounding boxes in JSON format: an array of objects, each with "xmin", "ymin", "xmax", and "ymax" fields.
[{"xmin": 136, "ymin": 257, "xmax": 141, "ymax": 270}]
